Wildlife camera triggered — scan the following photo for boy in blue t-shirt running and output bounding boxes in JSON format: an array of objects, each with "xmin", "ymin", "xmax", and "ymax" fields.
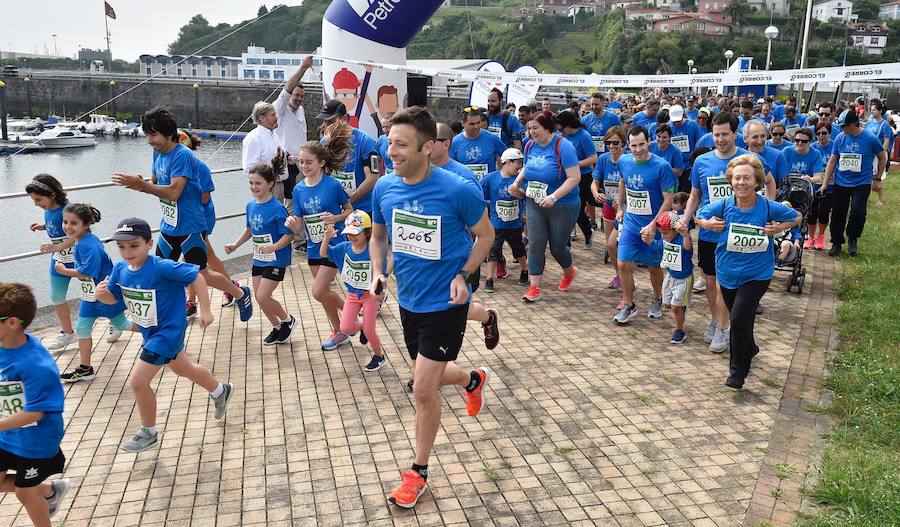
[
  {"xmin": 0, "ymin": 283, "xmax": 71, "ymax": 523},
  {"xmin": 656, "ymin": 212, "xmax": 694, "ymax": 344},
  {"xmin": 96, "ymin": 218, "xmax": 234, "ymax": 454}
]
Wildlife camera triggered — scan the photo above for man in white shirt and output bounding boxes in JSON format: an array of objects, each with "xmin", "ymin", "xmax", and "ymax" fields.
[
  {"xmin": 273, "ymin": 56, "xmax": 313, "ymax": 250},
  {"xmin": 242, "ymin": 101, "xmax": 287, "ymax": 199}
]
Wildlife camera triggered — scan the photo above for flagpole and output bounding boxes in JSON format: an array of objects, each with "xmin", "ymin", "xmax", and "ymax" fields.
[{"xmin": 104, "ymin": 1, "xmax": 112, "ymax": 72}]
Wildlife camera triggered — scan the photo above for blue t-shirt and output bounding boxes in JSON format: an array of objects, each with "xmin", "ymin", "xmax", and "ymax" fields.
[
  {"xmin": 783, "ymin": 147, "xmax": 825, "ymax": 185},
  {"xmin": 197, "ymin": 159, "xmax": 216, "ymax": 234},
  {"xmin": 698, "ymin": 195, "xmax": 798, "ymax": 289},
  {"xmin": 563, "ymin": 128, "xmax": 597, "ymax": 175},
  {"xmin": 669, "ymin": 119, "xmax": 704, "ymax": 165},
  {"xmin": 107, "ymin": 255, "xmax": 199, "ymax": 357},
  {"xmin": 481, "ymin": 170, "xmax": 525, "ymax": 229},
  {"xmin": 246, "ymin": 196, "xmax": 293, "ymax": 268},
  {"xmin": 781, "ymin": 115, "xmax": 807, "ymax": 134},
  {"xmin": 632, "ymin": 110, "xmax": 656, "ymax": 129},
  {"xmin": 813, "ymin": 139, "xmax": 834, "ymax": 161},
  {"xmin": 691, "ymin": 147, "xmax": 756, "ymax": 243},
  {"xmin": 592, "ymin": 152, "xmax": 623, "ymax": 206},
  {"xmin": 864, "ymin": 119, "xmax": 891, "ymax": 148},
  {"xmin": 152, "ymin": 143, "xmax": 205, "ymax": 236},
  {"xmin": 487, "ymin": 112, "xmax": 526, "ymax": 147},
  {"xmin": 664, "ymin": 233, "xmax": 694, "ymax": 280},
  {"xmin": 766, "ymin": 140, "xmax": 792, "ymax": 152},
  {"xmin": 375, "ymin": 134, "xmax": 393, "ymax": 171},
  {"xmin": 74, "ymin": 232, "xmax": 127, "ymax": 319},
  {"xmin": 757, "ymin": 146, "xmax": 790, "ymax": 183},
  {"xmin": 0, "ymin": 335, "xmax": 64, "ymax": 458},
  {"xmin": 523, "ymin": 136, "xmax": 580, "ymax": 206},
  {"xmin": 771, "ymin": 103, "xmax": 786, "ymax": 123},
  {"xmin": 580, "ymin": 111, "xmax": 621, "ymax": 153},
  {"xmin": 371, "ymin": 168, "xmax": 486, "ymax": 313},
  {"xmin": 698, "ymin": 131, "xmax": 745, "ymax": 149},
  {"xmin": 441, "ymin": 159, "xmax": 482, "ymax": 188},
  {"xmin": 831, "ymin": 130, "xmax": 885, "ymax": 186},
  {"xmin": 450, "ymin": 129, "xmax": 507, "ymax": 175},
  {"xmin": 607, "ymin": 100, "xmax": 622, "ymax": 111},
  {"xmin": 649, "ymin": 142, "xmax": 685, "ymax": 171},
  {"xmin": 619, "ymin": 153, "xmax": 677, "ymax": 237},
  {"xmin": 332, "ymin": 127, "xmax": 377, "ymax": 213},
  {"xmin": 292, "ymin": 176, "xmax": 349, "ymax": 259},
  {"xmin": 44, "ymin": 201, "xmax": 75, "ymax": 278},
  {"xmin": 327, "ymin": 241, "xmax": 382, "ymax": 296},
  {"xmin": 686, "ymin": 108, "xmax": 699, "ymax": 121}
]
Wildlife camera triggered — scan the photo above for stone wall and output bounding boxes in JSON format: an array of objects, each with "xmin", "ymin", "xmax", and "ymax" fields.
[{"xmin": 1, "ymin": 74, "xmax": 469, "ymax": 134}]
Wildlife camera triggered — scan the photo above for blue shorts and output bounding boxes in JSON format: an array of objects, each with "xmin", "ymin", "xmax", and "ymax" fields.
[
  {"xmin": 140, "ymin": 347, "xmax": 178, "ymax": 366},
  {"xmin": 618, "ymin": 229, "xmax": 663, "ymax": 266}
]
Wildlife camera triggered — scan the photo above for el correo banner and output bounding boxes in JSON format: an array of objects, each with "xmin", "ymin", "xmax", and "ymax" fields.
[{"xmin": 315, "ymin": 55, "xmax": 900, "ymax": 88}]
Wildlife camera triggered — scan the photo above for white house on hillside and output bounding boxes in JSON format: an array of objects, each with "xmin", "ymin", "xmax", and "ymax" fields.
[
  {"xmin": 880, "ymin": 0, "xmax": 900, "ymax": 20},
  {"xmin": 812, "ymin": 0, "xmax": 857, "ymax": 23}
]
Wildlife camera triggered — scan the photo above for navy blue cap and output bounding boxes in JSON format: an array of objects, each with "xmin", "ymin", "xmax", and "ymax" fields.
[{"xmin": 112, "ymin": 217, "xmax": 152, "ymax": 240}]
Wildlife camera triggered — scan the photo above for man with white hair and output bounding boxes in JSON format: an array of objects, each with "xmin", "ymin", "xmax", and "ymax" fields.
[{"xmin": 242, "ymin": 101, "xmax": 288, "ymax": 199}]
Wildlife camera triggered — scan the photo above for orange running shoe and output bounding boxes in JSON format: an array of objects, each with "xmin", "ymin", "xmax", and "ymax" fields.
[
  {"xmin": 387, "ymin": 470, "xmax": 427, "ymax": 509},
  {"xmin": 465, "ymin": 367, "xmax": 491, "ymax": 416},
  {"xmin": 522, "ymin": 285, "xmax": 542, "ymax": 302},
  {"xmin": 559, "ymin": 266, "xmax": 578, "ymax": 291}
]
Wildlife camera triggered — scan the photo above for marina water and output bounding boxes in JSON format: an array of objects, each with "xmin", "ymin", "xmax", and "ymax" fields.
[{"xmin": 0, "ymin": 136, "xmax": 254, "ymax": 307}]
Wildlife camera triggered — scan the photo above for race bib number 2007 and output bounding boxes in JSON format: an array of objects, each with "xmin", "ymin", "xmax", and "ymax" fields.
[
  {"xmin": 392, "ymin": 210, "xmax": 441, "ymax": 260},
  {"xmin": 726, "ymin": 223, "xmax": 769, "ymax": 253}
]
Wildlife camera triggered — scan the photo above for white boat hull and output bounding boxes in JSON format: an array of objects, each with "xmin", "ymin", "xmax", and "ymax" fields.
[{"xmin": 38, "ymin": 138, "xmax": 97, "ymax": 149}]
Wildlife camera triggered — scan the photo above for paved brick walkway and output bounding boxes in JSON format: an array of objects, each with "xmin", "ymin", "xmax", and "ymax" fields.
[{"xmin": 0, "ymin": 240, "xmax": 833, "ymax": 526}]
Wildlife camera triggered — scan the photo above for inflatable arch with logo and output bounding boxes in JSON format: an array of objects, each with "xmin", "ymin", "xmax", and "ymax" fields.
[{"xmin": 321, "ymin": 0, "xmax": 445, "ymax": 138}]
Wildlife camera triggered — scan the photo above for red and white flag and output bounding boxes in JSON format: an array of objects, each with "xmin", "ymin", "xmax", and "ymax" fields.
[{"xmin": 104, "ymin": 2, "xmax": 117, "ymax": 19}]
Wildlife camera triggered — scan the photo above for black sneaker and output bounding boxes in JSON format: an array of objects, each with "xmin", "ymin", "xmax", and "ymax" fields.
[
  {"xmin": 848, "ymin": 238, "xmax": 859, "ymax": 256},
  {"xmin": 185, "ymin": 301, "xmax": 197, "ymax": 319},
  {"xmin": 828, "ymin": 243, "xmax": 842, "ymax": 257},
  {"xmin": 275, "ymin": 315, "xmax": 296, "ymax": 343},
  {"xmin": 484, "ymin": 278, "xmax": 495, "ymax": 293},
  {"xmin": 360, "ymin": 328, "xmax": 368, "ymax": 345},
  {"xmin": 61, "ymin": 365, "xmax": 96, "ymax": 383},
  {"xmin": 364, "ymin": 355, "xmax": 386, "ymax": 372},
  {"xmin": 482, "ymin": 309, "xmax": 500, "ymax": 350},
  {"xmin": 518, "ymin": 270, "xmax": 528, "ymax": 286},
  {"xmin": 263, "ymin": 327, "xmax": 280, "ymax": 346},
  {"xmin": 725, "ymin": 375, "xmax": 745, "ymax": 390},
  {"xmin": 407, "ymin": 378, "xmax": 414, "ymax": 391}
]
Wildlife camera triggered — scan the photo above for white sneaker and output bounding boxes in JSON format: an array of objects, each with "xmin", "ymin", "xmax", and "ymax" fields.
[
  {"xmin": 709, "ymin": 326, "xmax": 729, "ymax": 354},
  {"xmin": 703, "ymin": 320, "xmax": 718, "ymax": 343},
  {"xmin": 106, "ymin": 326, "xmax": 123, "ymax": 343},
  {"xmin": 693, "ymin": 276, "xmax": 707, "ymax": 293},
  {"xmin": 46, "ymin": 331, "xmax": 78, "ymax": 351},
  {"xmin": 46, "ymin": 478, "xmax": 71, "ymax": 517}
]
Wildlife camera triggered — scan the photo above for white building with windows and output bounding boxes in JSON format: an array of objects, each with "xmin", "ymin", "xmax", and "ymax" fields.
[
  {"xmin": 812, "ymin": 0, "xmax": 857, "ymax": 23},
  {"xmin": 237, "ymin": 46, "xmax": 320, "ymax": 82},
  {"xmin": 847, "ymin": 23, "xmax": 889, "ymax": 55},
  {"xmin": 880, "ymin": 0, "xmax": 900, "ymax": 20},
  {"xmin": 139, "ymin": 54, "xmax": 241, "ymax": 78}
]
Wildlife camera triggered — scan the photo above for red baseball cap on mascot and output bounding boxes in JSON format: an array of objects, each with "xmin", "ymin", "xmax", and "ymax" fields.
[{"xmin": 332, "ymin": 68, "xmax": 360, "ymax": 90}]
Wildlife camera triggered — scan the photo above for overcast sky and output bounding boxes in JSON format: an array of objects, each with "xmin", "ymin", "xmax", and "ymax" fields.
[{"xmin": 1, "ymin": 1, "xmax": 303, "ymax": 61}]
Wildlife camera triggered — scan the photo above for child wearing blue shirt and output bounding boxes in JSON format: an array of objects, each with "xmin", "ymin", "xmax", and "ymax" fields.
[
  {"xmin": 25, "ymin": 174, "xmax": 77, "ymax": 352},
  {"xmin": 225, "ymin": 165, "xmax": 296, "ymax": 347},
  {"xmin": 480, "ymin": 153, "xmax": 529, "ymax": 293},
  {"xmin": 0, "ymin": 282, "xmax": 71, "ymax": 523},
  {"xmin": 96, "ymin": 218, "xmax": 233, "ymax": 453},
  {"xmin": 321, "ymin": 211, "xmax": 387, "ymax": 372},
  {"xmin": 656, "ymin": 212, "xmax": 694, "ymax": 344},
  {"xmin": 54, "ymin": 204, "xmax": 132, "ymax": 383}
]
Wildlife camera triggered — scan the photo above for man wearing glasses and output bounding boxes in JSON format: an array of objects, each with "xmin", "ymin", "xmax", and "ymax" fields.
[
  {"xmin": 449, "ymin": 107, "xmax": 507, "ymax": 182},
  {"xmin": 810, "ymin": 102, "xmax": 841, "ymax": 138}
]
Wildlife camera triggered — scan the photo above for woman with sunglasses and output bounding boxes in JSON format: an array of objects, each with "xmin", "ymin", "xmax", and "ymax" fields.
[
  {"xmin": 807, "ymin": 124, "xmax": 835, "ymax": 250},
  {"xmin": 864, "ymin": 99, "xmax": 892, "ymax": 206},
  {"xmin": 783, "ymin": 127, "xmax": 826, "ymax": 249},
  {"xmin": 590, "ymin": 126, "xmax": 627, "ymax": 292},
  {"xmin": 766, "ymin": 123, "xmax": 791, "ymax": 152}
]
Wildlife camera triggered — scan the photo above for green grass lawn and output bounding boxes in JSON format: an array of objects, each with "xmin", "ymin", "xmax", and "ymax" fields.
[{"xmin": 800, "ymin": 177, "xmax": 900, "ymax": 526}]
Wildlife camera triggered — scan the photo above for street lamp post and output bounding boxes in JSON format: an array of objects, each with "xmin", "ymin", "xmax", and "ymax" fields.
[
  {"xmin": 687, "ymin": 59, "xmax": 694, "ymax": 74},
  {"xmin": 765, "ymin": 26, "xmax": 779, "ymax": 70},
  {"xmin": 724, "ymin": 49, "xmax": 734, "ymax": 70}
]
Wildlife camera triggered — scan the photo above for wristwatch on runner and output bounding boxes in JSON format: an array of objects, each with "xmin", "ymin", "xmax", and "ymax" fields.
[{"xmin": 457, "ymin": 270, "xmax": 472, "ymax": 284}]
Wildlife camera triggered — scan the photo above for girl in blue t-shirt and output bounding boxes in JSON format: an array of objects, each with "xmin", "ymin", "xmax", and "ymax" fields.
[
  {"xmin": 286, "ymin": 139, "xmax": 354, "ymax": 350},
  {"xmin": 25, "ymin": 174, "xmax": 78, "ymax": 352},
  {"xmin": 321, "ymin": 210, "xmax": 386, "ymax": 372},
  {"xmin": 225, "ymin": 165, "xmax": 296, "ymax": 347},
  {"xmin": 590, "ymin": 126, "xmax": 626, "ymax": 292},
  {"xmin": 55, "ymin": 204, "xmax": 132, "ymax": 383}
]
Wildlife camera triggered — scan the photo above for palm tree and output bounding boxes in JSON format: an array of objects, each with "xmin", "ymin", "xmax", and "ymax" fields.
[{"xmin": 724, "ymin": 0, "xmax": 749, "ymax": 27}]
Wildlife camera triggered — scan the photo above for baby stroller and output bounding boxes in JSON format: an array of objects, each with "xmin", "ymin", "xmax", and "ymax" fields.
[{"xmin": 774, "ymin": 175, "xmax": 814, "ymax": 294}]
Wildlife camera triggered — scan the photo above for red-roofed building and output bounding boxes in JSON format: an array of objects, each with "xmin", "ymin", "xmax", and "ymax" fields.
[{"xmin": 651, "ymin": 13, "xmax": 731, "ymax": 39}]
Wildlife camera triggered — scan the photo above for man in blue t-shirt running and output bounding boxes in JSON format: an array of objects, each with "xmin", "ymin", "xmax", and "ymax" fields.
[{"xmin": 369, "ymin": 107, "xmax": 496, "ymax": 510}]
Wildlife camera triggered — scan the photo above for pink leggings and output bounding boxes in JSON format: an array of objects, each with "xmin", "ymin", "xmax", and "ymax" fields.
[{"xmin": 339, "ymin": 292, "xmax": 381, "ymax": 351}]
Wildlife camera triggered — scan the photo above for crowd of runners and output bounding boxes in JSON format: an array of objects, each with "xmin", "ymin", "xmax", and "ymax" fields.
[{"xmin": 2, "ymin": 56, "xmax": 896, "ymax": 521}]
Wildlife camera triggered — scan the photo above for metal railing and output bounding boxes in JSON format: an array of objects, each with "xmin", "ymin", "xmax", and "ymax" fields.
[{"xmin": 0, "ymin": 166, "xmax": 247, "ymax": 263}]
